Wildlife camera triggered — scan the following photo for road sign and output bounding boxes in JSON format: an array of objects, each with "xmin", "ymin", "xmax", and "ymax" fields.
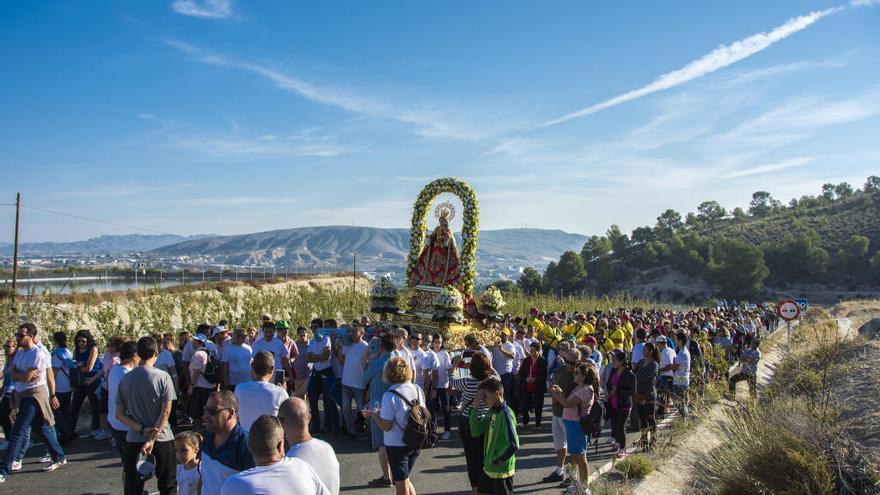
[
  {"xmin": 794, "ymin": 298, "xmax": 808, "ymax": 311},
  {"xmin": 777, "ymin": 300, "xmax": 800, "ymax": 321}
]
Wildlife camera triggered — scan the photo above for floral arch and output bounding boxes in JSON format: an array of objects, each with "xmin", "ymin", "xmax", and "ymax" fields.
[{"xmin": 407, "ymin": 177, "xmax": 479, "ymax": 295}]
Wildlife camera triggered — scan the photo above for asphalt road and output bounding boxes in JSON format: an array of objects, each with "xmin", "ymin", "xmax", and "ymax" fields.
[{"xmin": 0, "ymin": 399, "xmax": 650, "ymax": 495}]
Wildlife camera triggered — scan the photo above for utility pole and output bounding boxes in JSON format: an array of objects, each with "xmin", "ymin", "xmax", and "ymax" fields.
[
  {"xmin": 352, "ymin": 252, "xmax": 356, "ymax": 314},
  {"xmin": 11, "ymin": 193, "xmax": 21, "ymax": 299}
]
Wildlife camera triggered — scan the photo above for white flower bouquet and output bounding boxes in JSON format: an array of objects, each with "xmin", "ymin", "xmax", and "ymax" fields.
[
  {"xmin": 432, "ymin": 285, "xmax": 464, "ymax": 323},
  {"xmin": 478, "ymin": 286, "xmax": 505, "ymax": 318},
  {"xmin": 370, "ymin": 276, "xmax": 399, "ymax": 313}
]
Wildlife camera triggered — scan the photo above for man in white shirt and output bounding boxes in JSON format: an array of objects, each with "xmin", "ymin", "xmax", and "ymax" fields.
[
  {"xmin": 234, "ymin": 351, "xmax": 289, "ymax": 432},
  {"xmin": 222, "ymin": 329, "xmax": 253, "ymax": 392},
  {"xmin": 0, "ymin": 323, "xmax": 66, "ymax": 482},
  {"xmin": 305, "ymin": 319, "xmax": 338, "ymax": 434},
  {"xmin": 423, "ymin": 334, "xmax": 453, "ymax": 440},
  {"xmin": 338, "ymin": 323, "xmax": 368, "ymax": 439},
  {"xmin": 278, "ymin": 398, "xmax": 340, "ymax": 495},
  {"xmin": 492, "ymin": 329, "xmax": 517, "ymax": 408},
  {"xmin": 220, "ymin": 415, "xmax": 330, "ymax": 495},
  {"xmin": 188, "ymin": 334, "xmax": 218, "ymax": 429},
  {"xmin": 407, "ymin": 334, "xmax": 428, "ymax": 389},
  {"xmin": 251, "ymin": 322, "xmax": 294, "ymax": 386},
  {"xmin": 656, "ymin": 335, "xmax": 676, "ymax": 414},
  {"xmin": 390, "ymin": 328, "xmax": 416, "ymax": 381},
  {"xmin": 672, "ymin": 332, "xmax": 692, "ymax": 418}
]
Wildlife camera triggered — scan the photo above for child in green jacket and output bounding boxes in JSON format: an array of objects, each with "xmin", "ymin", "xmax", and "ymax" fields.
[{"xmin": 470, "ymin": 378, "xmax": 519, "ymax": 495}]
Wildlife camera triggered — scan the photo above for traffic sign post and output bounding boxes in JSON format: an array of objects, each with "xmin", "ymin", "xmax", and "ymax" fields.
[{"xmin": 777, "ymin": 300, "xmax": 800, "ymax": 347}]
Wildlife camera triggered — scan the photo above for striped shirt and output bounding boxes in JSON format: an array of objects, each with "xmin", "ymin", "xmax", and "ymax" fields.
[{"xmin": 451, "ymin": 373, "xmax": 500, "ymax": 417}]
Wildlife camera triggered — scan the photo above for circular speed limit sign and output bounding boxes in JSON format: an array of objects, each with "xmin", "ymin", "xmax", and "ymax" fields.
[{"xmin": 777, "ymin": 300, "xmax": 801, "ymax": 321}]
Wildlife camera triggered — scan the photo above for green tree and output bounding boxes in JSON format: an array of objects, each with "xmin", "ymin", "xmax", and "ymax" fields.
[
  {"xmin": 732, "ymin": 207, "xmax": 747, "ymax": 221},
  {"xmin": 542, "ymin": 261, "xmax": 559, "ymax": 294},
  {"xmin": 581, "ymin": 236, "xmax": 612, "ymax": 262},
  {"xmin": 748, "ymin": 191, "xmax": 781, "ymax": 217},
  {"xmin": 865, "ymin": 176, "xmax": 880, "ymax": 193},
  {"xmin": 763, "ymin": 228, "xmax": 829, "ymax": 280},
  {"xmin": 594, "ymin": 258, "xmax": 614, "ymax": 295},
  {"xmin": 606, "ymin": 225, "xmax": 630, "ymax": 254},
  {"xmin": 517, "ymin": 267, "xmax": 543, "ymax": 296},
  {"xmin": 555, "ymin": 251, "xmax": 587, "ymax": 296},
  {"xmin": 870, "ymin": 251, "xmax": 880, "ymax": 281},
  {"xmin": 838, "ymin": 235, "xmax": 870, "ymax": 273},
  {"xmin": 655, "ymin": 209, "xmax": 684, "ymax": 239},
  {"xmin": 697, "ymin": 200, "xmax": 726, "ymax": 228},
  {"xmin": 834, "ymin": 182, "xmax": 854, "ymax": 199},
  {"xmin": 709, "ymin": 238, "xmax": 769, "ymax": 301},
  {"xmin": 821, "ymin": 183, "xmax": 836, "ymax": 201},
  {"xmin": 631, "ymin": 226, "xmax": 656, "ymax": 245}
]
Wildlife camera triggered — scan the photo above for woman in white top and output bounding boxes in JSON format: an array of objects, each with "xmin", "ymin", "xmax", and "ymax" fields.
[{"xmin": 364, "ymin": 357, "xmax": 425, "ymax": 495}]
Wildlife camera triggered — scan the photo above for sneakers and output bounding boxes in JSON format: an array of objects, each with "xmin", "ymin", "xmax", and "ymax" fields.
[
  {"xmin": 9, "ymin": 460, "xmax": 22, "ymax": 472},
  {"xmin": 0, "ymin": 473, "xmax": 5, "ymax": 483},
  {"xmin": 38, "ymin": 453, "xmax": 53, "ymax": 463},
  {"xmin": 542, "ymin": 470, "xmax": 564, "ymax": 483},
  {"xmin": 367, "ymin": 477, "xmax": 393, "ymax": 487},
  {"xmin": 615, "ymin": 448, "xmax": 629, "ymax": 459},
  {"xmin": 93, "ymin": 430, "xmax": 112, "ymax": 441},
  {"xmin": 439, "ymin": 431, "xmax": 452, "ymax": 440},
  {"xmin": 42, "ymin": 459, "xmax": 67, "ymax": 472}
]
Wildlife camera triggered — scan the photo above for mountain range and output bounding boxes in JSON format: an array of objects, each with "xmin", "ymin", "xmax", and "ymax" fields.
[
  {"xmin": 150, "ymin": 226, "xmax": 589, "ymax": 274},
  {"xmin": 0, "ymin": 234, "xmax": 209, "ymax": 256}
]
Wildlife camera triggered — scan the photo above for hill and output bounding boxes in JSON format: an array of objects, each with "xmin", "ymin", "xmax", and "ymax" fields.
[
  {"xmin": 529, "ymin": 179, "xmax": 880, "ymax": 304},
  {"xmin": 150, "ymin": 226, "xmax": 588, "ymax": 278},
  {"xmin": 0, "ymin": 234, "xmax": 209, "ymax": 256}
]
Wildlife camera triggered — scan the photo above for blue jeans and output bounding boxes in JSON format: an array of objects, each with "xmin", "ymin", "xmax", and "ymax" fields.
[
  {"xmin": 340, "ymin": 386, "xmax": 366, "ymax": 435},
  {"xmin": 308, "ymin": 370, "xmax": 339, "ymax": 432},
  {"xmin": 0, "ymin": 396, "xmax": 65, "ymax": 475},
  {"xmin": 499, "ymin": 373, "xmax": 513, "ymax": 407},
  {"xmin": 71, "ymin": 383, "xmax": 101, "ymax": 432}
]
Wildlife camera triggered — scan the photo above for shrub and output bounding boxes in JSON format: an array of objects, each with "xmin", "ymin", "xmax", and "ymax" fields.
[{"xmin": 614, "ymin": 454, "xmax": 655, "ymax": 479}]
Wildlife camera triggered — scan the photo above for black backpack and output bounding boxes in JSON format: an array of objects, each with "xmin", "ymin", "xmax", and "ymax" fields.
[
  {"xmin": 579, "ymin": 397, "xmax": 605, "ymax": 437},
  {"xmin": 198, "ymin": 349, "xmax": 222, "ymax": 385},
  {"xmin": 390, "ymin": 388, "xmax": 438, "ymax": 450}
]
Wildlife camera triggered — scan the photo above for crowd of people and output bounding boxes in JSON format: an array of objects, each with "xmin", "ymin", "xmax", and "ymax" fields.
[{"xmin": 0, "ymin": 303, "xmax": 771, "ymax": 494}]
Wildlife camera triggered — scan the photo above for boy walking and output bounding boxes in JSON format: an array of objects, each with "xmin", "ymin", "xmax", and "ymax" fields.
[{"xmin": 469, "ymin": 379, "xmax": 519, "ymax": 495}]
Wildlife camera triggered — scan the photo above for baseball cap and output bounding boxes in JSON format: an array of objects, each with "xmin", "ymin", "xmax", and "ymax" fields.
[
  {"xmin": 136, "ymin": 453, "xmax": 156, "ymax": 481},
  {"xmin": 655, "ymin": 335, "xmax": 667, "ymax": 343},
  {"xmin": 261, "ymin": 313, "xmax": 271, "ymax": 320},
  {"xmin": 192, "ymin": 333, "xmax": 208, "ymax": 345},
  {"xmin": 210, "ymin": 326, "xmax": 226, "ymax": 337},
  {"xmin": 276, "ymin": 320, "xmax": 291, "ymax": 330}
]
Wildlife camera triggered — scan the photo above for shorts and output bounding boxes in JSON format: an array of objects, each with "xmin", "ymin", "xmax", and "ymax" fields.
[
  {"xmin": 370, "ymin": 418, "xmax": 384, "ymax": 450},
  {"xmin": 551, "ymin": 416, "xmax": 567, "ymax": 451},
  {"xmin": 187, "ymin": 386, "xmax": 213, "ymax": 419},
  {"xmin": 563, "ymin": 419, "xmax": 589, "ymax": 455},
  {"xmin": 385, "ymin": 445, "xmax": 420, "ymax": 482},
  {"xmin": 99, "ymin": 387, "xmax": 109, "ymax": 414}
]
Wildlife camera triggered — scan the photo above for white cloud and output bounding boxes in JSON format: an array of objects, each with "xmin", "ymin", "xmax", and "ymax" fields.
[
  {"xmin": 541, "ymin": 7, "xmax": 841, "ymax": 127},
  {"xmin": 165, "ymin": 40, "xmax": 489, "ymax": 141},
  {"xmin": 171, "ymin": 0, "xmax": 232, "ymax": 19},
  {"xmin": 724, "ymin": 156, "xmax": 814, "ymax": 178},
  {"xmin": 170, "ymin": 128, "xmax": 349, "ymax": 158}
]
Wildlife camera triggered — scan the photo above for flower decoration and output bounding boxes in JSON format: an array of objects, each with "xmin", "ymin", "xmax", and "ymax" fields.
[
  {"xmin": 432, "ymin": 285, "xmax": 464, "ymax": 323},
  {"xmin": 370, "ymin": 276, "xmax": 399, "ymax": 313},
  {"xmin": 478, "ymin": 286, "xmax": 506, "ymax": 318},
  {"xmin": 407, "ymin": 177, "xmax": 480, "ymax": 295}
]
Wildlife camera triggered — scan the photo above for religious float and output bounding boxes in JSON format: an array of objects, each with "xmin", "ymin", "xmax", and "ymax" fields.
[{"xmin": 370, "ymin": 177, "xmax": 504, "ymax": 348}]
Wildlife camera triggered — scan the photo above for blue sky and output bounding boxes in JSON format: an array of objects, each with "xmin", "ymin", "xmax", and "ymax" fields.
[{"xmin": 1, "ymin": 0, "xmax": 879, "ymax": 242}]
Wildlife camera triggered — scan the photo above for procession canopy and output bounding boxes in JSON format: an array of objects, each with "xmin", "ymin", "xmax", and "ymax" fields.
[{"xmin": 406, "ymin": 177, "xmax": 479, "ymax": 296}]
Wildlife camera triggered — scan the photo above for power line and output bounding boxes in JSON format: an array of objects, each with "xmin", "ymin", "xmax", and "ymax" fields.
[{"xmin": 21, "ymin": 204, "xmax": 180, "ymax": 236}]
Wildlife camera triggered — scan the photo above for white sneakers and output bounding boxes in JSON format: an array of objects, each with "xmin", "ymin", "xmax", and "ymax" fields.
[
  {"xmin": 38, "ymin": 454, "xmax": 53, "ymax": 464},
  {"xmin": 9, "ymin": 461, "xmax": 22, "ymax": 472},
  {"xmin": 42, "ymin": 459, "xmax": 67, "ymax": 472}
]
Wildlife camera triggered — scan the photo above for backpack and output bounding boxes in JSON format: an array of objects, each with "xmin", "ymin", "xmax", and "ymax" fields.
[
  {"xmin": 579, "ymin": 396, "xmax": 605, "ymax": 437},
  {"xmin": 52, "ymin": 348, "xmax": 82, "ymax": 388},
  {"xmin": 198, "ymin": 349, "xmax": 222, "ymax": 385},
  {"xmin": 389, "ymin": 388, "xmax": 438, "ymax": 450}
]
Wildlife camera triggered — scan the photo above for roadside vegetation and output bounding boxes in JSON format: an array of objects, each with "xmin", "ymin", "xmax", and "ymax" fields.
[{"xmin": 690, "ymin": 308, "xmax": 879, "ymax": 495}]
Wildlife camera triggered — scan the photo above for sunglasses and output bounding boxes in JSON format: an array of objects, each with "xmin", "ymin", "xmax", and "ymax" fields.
[{"xmin": 14, "ymin": 333, "xmax": 28, "ymax": 339}]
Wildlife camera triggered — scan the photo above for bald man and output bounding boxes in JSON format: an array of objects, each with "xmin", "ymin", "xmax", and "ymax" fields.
[{"xmin": 278, "ymin": 398, "xmax": 340, "ymax": 495}]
